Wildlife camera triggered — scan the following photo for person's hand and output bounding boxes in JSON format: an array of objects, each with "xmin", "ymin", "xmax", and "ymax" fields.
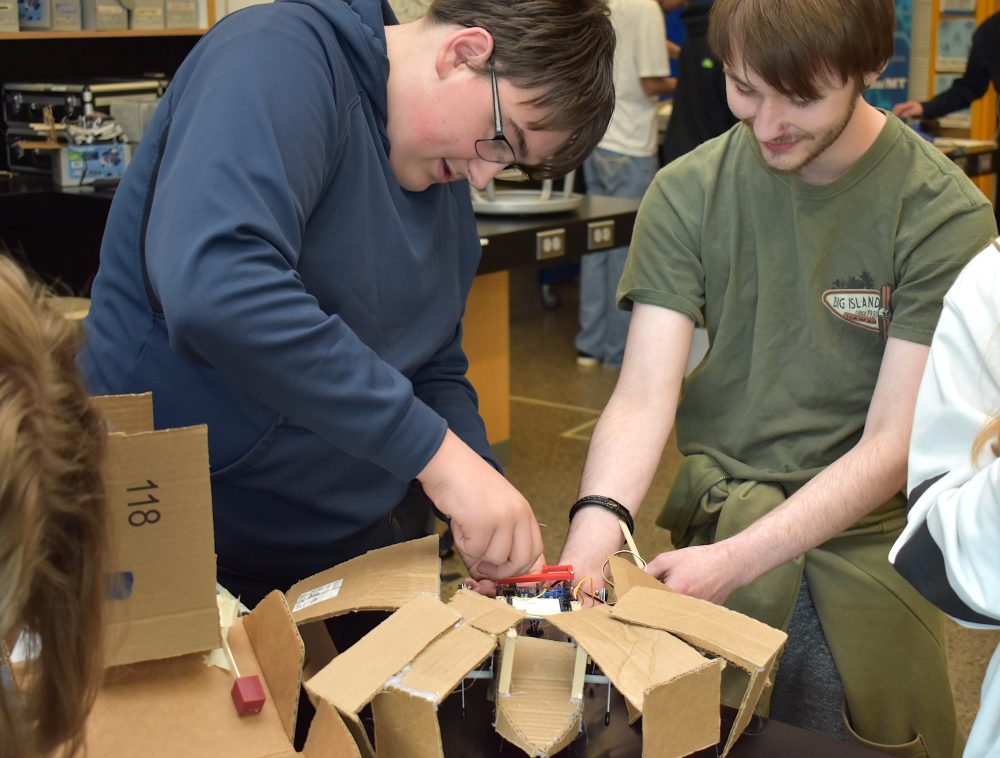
[
  {"xmin": 558, "ymin": 505, "xmax": 625, "ymax": 606},
  {"xmin": 460, "ymin": 576, "xmax": 497, "ymax": 597},
  {"xmin": 644, "ymin": 541, "xmax": 749, "ymax": 605},
  {"xmin": 459, "ymin": 554, "xmax": 546, "ymax": 598},
  {"xmin": 418, "ymin": 430, "xmax": 543, "ymax": 581},
  {"xmin": 892, "ymin": 100, "xmax": 924, "ymax": 120}
]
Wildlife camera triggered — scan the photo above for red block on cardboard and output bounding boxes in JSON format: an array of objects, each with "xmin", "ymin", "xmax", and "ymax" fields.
[{"xmin": 231, "ymin": 675, "xmax": 266, "ymax": 716}]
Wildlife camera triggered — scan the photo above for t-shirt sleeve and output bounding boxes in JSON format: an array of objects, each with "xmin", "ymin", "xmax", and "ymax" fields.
[
  {"xmin": 888, "ymin": 166, "xmax": 996, "ymax": 345},
  {"xmin": 635, "ymin": 0, "xmax": 670, "ymax": 79},
  {"xmin": 617, "ymin": 158, "xmax": 707, "ymax": 326}
]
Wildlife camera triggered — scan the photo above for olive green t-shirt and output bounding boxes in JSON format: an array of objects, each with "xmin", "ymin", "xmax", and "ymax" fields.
[{"xmin": 619, "ymin": 115, "xmax": 996, "ymax": 491}]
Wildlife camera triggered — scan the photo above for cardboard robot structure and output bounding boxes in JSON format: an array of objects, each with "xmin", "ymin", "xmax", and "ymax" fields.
[{"xmin": 61, "ymin": 393, "xmax": 787, "ymax": 758}]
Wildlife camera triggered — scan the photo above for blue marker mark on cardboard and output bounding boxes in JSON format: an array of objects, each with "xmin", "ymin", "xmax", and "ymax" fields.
[{"xmin": 107, "ymin": 571, "xmax": 134, "ymax": 600}]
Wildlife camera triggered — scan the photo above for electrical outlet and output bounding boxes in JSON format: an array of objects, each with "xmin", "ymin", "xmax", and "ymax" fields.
[
  {"xmin": 536, "ymin": 228, "xmax": 566, "ymax": 261},
  {"xmin": 587, "ymin": 220, "xmax": 615, "ymax": 251}
]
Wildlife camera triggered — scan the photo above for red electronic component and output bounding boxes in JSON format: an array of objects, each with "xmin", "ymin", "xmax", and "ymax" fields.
[
  {"xmin": 495, "ymin": 564, "xmax": 575, "ymax": 586},
  {"xmin": 231, "ymin": 675, "xmax": 267, "ymax": 716}
]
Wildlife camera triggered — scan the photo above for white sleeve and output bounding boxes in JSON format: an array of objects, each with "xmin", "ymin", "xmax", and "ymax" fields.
[
  {"xmin": 890, "ymin": 244, "xmax": 1000, "ymax": 628},
  {"xmin": 635, "ymin": 0, "xmax": 670, "ymax": 78}
]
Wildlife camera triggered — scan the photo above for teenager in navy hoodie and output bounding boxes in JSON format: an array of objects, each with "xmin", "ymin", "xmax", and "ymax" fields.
[{"xmin": 79, "ymin": 0, "xmax": 615, "ymax": 606}]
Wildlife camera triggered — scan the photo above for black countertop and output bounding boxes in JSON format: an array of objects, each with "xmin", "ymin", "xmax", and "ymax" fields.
[{"xmin": 0, "ymin": 172, "xmax": 639, "ymax": 291}]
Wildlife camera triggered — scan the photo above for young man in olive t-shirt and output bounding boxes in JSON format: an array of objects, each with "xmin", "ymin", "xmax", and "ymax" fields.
[{"xmin": 559, "ymin": 0, "xmax": 996, "ymax": 754}]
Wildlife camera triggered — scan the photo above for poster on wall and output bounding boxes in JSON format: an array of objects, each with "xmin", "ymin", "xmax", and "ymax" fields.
[
  {"xmin": 940, "ymin": 0, "xmax": 976, "ymax": 13},
  {"xmin": 936, "ymin": 15, "xmax": 977, "ymax": 72},
  {"xmin": 865, "ymin": 0, "xmax": 912, "ymax": 110}
]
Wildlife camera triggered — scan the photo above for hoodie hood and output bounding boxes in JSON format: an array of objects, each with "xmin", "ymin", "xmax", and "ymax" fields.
[{"xmin": 275, "ymin": 0, "xmax": 397, "ymax": 126}]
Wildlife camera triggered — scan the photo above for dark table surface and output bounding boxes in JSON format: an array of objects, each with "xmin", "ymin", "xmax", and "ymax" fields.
[{"xmin": 437, "ymin": 677, "xmax": 884, "ymax": 758}]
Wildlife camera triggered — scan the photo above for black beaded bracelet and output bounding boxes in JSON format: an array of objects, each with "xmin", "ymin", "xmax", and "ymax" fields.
[{"xmin": 569, "ymin": 495, "xmax": 635, "ymax": 536}]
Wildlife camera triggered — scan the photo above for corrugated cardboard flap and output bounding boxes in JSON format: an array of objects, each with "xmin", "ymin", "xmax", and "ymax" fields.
[
  {"xmin": 91, "ymin": 392, "xmax": 154, "ymax": 433},
  {"xmin": 641, "ymin": 660, "xmax": 724, "ymax": 758},
  {"xmin": 494, "ymin": 636, "xmax": 582, "ymax": 758},
  {"xmin": 103, "ymin": 424, "xmax": 220, "ymax": 667},
  {"xmin": 300, "ymin": 699, "xmax": 362, "ymax": 758},
  {"xmin": 611, "ymin": 586, "xmax": 787, "ymax": 758},
  {"xmin": 390, "ymin": 623, "xmax": 496, "ymax": 703},
  {"xmin": 77, "ymin": 614, "xmax": 295, "ymax": 756},
  {"xmin": 287, "ymin": 535, "xmax": 440, "ymax": 624},
  {"xmin": 608, "ymin": 553, "xmax": 672, "ymax": 599},
  {"xmin": 447, "ymin": 588, "xmax": 525, "ymax": 634},
  {"xmin": 547, "ymin": 605, "xmax": 710, "ymax": 717},
  {"xmin": 611, "ymin": 586, "xmax": 787, "ymax": 672},
  {"xmin": 244, "ymin": 590, "xmax": 306, "ymax": 743},
  {"xmin": 304, "ymin": 594, "xmax": 460, "ymax": 717},
  {"xmin": 373, "ymin": 689, "xmax": 442, "ymax": 758}
]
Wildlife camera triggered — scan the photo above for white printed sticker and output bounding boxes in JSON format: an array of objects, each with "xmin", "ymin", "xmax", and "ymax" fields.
[
  {"xmin": 292, "ymin": 578, "xmax": 343, "ymax": 612},
  {"xmin": 510, "ymin": 597, "xmax": 562, "ymax": 617}
]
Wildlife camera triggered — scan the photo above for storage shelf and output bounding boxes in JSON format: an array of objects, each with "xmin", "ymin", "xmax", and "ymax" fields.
[{"xmin": 0, "ymin": 29, "xmax": 204, "ymax": 39}]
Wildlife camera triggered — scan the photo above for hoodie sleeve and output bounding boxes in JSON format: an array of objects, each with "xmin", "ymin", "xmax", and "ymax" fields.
[
  {"xmin": 890, "ymin": 245, "xmax": 1000, "ymax": 628},
  {"xmin": 143, "ymin": 9, "xmax": 446, "ymax": 482},
  {"xmin": 410, "ymin": 317, "xmax": 502, "ymax": 472}
]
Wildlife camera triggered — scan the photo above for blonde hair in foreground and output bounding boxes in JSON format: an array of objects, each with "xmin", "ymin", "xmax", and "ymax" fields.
[
  {"xmin": 973, "ymin": 415, "xmax": 1000, "ymax": 460},
  {"xmin": 0, "ymin": 256, "xmax": 109, "ymax": 758}
]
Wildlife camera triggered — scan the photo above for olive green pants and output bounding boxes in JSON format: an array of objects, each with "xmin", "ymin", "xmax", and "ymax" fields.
[{"xmin": 658, "ymin": 454, "xmax": 963, "ymax": 758}]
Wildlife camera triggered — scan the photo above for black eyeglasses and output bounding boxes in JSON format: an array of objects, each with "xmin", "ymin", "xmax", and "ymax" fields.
[{"xmin": 475, "ymin": 54, "xmax": 517, "ymax": 167}]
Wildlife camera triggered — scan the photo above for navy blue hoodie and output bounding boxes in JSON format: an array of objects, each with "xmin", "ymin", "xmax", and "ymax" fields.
[{"xmin": 80, "ymin": 0, "xmax": 495, "ymax": 582}]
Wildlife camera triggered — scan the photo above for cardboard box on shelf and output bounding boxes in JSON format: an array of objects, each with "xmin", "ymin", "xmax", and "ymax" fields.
[
  {"xmin": 17, "ymin": 0, "xmax": 50, "ymax": 27},
  {"xmin": 50, "ymin": 0, "xmax": 81, "ymax": 29},
  {"xmin": 164, "ymin": 0, "xmax": 195, "ymax": 27},
  {"xmin": 0, "ymin": 0, "xmax": 17, "ymax": 31},
  {"xmin": 81, "ymin": 0, "xmax": 126, "ymax": 30},
  {"xmin": 125, "ymin": 0, "xmax": 163, "ymax": 29}
]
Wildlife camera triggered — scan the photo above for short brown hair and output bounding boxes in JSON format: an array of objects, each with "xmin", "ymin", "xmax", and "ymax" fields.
[
  {"xmin": 709, "ymin": 0, "xmax": 894, "ymax": 101},
  {"xmin": 427, "ymin": 0, "xmax": 616, "ymax": 179},
  {"xmin": 0, "ymin": 257, "xmax": 110, "ymax": 757}
]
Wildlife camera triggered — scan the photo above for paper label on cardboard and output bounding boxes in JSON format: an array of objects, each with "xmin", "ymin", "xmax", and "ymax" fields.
[
  {"xmin": 292, "ymin": 579, "xmax": 343, "ymax": 612},
  {"xmin": 510, "ymin": 597, "xmax": 561, "ymax": 616}
]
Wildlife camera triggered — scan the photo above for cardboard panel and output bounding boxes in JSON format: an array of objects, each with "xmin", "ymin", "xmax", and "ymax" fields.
[
  {"xmin": 641, "ymin": 660, "xmax": 724, "ymax": 758},
  {"xmin": 372, "ymin": 689, "xmax": 443, "ymax": 758},
  {"xmin": 91, "ymin": 392, "xmax": 154, "ymax": 433},
  {"xmin": 287, "ymin": 536, "xmax": 440, "ymax": 624},
  {"xmin": 243, "ymin": 591, "xmax": 305, "ymax": 743},
  {"xmin": 305, "ymin": 595, "xmax": 460, "ymax": 716},
  {"xmin": 608, "ymin": 554, "xmax": 671, "ymax": 599},
  {"xmin": 494, "ymin": 636, "xmax": 582, "ymax": 757},
  {"xmin": 301, "ymin": 700, "xmax": 362, "ymax": 758},
  {"xmin": 342, "ymin": 712, "xmax": 376, "ymax": 758},
  {"xmin": 78, "ymin": 620, "xmax": 291, "ymax": 757},
  {"xmin": 548, "ymin": 606, "xmax": 709, "ymax": 714},
  {"xmin": 611, "ymin": 587, "xmax": 787, "ymax": 672},
  {"xmin": 721, "ymin": 666, "xmax": 773, "ymax": 758},
  {"xmin": 103, "ymin": 425, "xmax": 220, "ymax": 667},
  {"xmin": 447, "ymin": 588, "xmax": 524, "ymax": 634},
  {"xmin": 299, "ymin": 621, "xmax": 339, "ymax": 680},
  {"xmin": 392, "ymin": 624, "xmax": 496, "ymax": 703}
]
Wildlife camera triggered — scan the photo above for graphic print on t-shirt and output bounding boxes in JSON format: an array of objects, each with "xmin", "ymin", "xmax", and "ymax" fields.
[{"xmin": 822, "ymin": 272, "xmax": 893, "ymax": 339}]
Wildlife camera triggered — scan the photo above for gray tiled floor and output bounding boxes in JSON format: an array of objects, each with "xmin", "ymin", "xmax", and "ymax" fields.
[{"xmin": 453, "ymin": 264, "xmax": 999, "ymax": 739}]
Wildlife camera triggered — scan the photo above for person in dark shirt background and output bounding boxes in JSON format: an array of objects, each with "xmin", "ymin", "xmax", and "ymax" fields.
[
  {"xmin": 894, "ymin": 12, "xmax": 1000, "ymax": 222},
  {"xmin": 659, "ymin": 0, "xmax": 737, "ymax": 165}
]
